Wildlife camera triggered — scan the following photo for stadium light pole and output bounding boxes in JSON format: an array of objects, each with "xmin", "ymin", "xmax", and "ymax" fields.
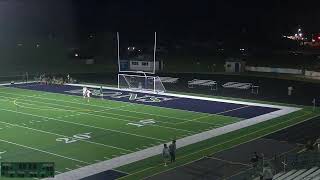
[
  {"xmin": 117, "ymin": 32, "xmax": 121, "ymax": 72},
  {"xmin": 153, "ymin": 32, "xmax": 157, "ymax": 74}
]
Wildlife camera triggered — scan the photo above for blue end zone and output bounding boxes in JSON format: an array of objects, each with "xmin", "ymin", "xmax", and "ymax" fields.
[
  {"xmin": 6, "ymin": 83, "xmax": 280, "ymax": 119},
  {"xmin": 80, "ymin": 169, "xmax": 127, "ymax": 180}
]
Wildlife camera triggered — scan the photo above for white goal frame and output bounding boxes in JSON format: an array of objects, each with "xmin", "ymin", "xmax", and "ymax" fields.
[{"xmin": 117, "ymin": 73, "xmax": 166, "ymax": 93}]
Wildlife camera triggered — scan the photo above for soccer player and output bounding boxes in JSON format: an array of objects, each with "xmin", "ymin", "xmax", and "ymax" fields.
[
  {"xmin": 86, "ymin": 89, "xmax": 92, "ymax": 102},
  {"xmin": 100, "ymin": 86, "xmax": 103, "ymax": 99},
  {"xmin": 83, "ymin": 87, "xmax": 87, "ymax": 98}
]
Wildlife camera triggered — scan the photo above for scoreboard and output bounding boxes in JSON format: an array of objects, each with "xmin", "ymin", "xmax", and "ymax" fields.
[{"xmin": 1, "ymin": 162, "xmax": 54, "ymax": 178}]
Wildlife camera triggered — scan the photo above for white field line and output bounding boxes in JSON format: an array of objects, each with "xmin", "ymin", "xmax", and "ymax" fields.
[
  {"xmin": 0, "ymin": 138, "xmax": 90, "ymax": 164},
  {"xmin": 133, "ymin": 112, "xmax": 314, "ymax": 180},
  {"xmin": 47, "ymin": 105, "xmax": 302, "ymax": 180},
  {"xmin": 0, "ymin": 120, "xmax": 133, "ymax": 153},
  {"xmin": 73, "ymin": 83, "xmax": 294, "ymax": 109},
  {"xmin": 0, "ymin": 89, "xmax": 231, "ymax": 125},
  {"xmin": 0, "ymin": 107, "xmax": 167, "ymax": 142},
  {"xmin": 9, "ymin": 98, "xmax": 195, "ymax": 133},
  {"xmin": 176, "ymin": 105, "xmax": 251, "ymax": 125}
]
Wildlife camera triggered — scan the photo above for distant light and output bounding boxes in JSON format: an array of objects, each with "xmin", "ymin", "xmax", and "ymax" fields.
[
  {"xmin": 294, "ymin": 34, "xmax": 298, "ymax": 37},
  {"xmin": 298, "ymin": 28, "xmax": 301, "ymax": 32},
  {"xmin": 17, "ymin": 43, "xmax": 23, "ymax": 47},
  {"xmin": 36, "ymin": 44, "xmax": 40, "ymax": 48},
  {"xmin": 318, "ymin": 36, "xmax": 320, "ymax": 40},
  {"xmin": 74, "ymin": 53, "xmax": 79, "ymax": 57},
  {"xmin": 127, "ymin": 47, "xmax": 130, "ymax": 50},
  {"xmin": 240, "ymin": 48, "xmax": 245, "ymax": 51},
  {"xmin": 312, "ymin": 39, "xmax": 316, "ymax": 42},
  {"xmin": 133, "ymin": 47, "xmax": 135, "ymax": 50},
  {"xmin": 299, "ymin": 33, "xmax": 303, "ymax": 37}
]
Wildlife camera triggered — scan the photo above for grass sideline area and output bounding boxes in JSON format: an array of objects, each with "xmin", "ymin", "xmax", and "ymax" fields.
[{"xmin": 116, "ymin": 104, "xmax": 319, "ymax": 179}]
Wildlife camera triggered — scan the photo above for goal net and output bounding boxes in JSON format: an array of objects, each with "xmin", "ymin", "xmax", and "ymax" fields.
[{"xmin": 118, "ymin": 74, "xmax": 166, "ymax": 93}]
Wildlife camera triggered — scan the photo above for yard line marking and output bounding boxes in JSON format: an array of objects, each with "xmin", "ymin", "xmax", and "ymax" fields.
[
  {"xmin": 0, "ymin": 90, "xmax": 228, "ymax": 125},
  {"xmin": 0, "ymin": 138, "xmax": 90, "ymax": 164},
  {"xmin": 103, "ymin": 157, "xmax": 109, "ymax": 159},
  {"xmin": 0, "ymin": 107, "xmax": 167, "ymax": 142},
  {"xmin": 176, "ymin": 105, "xmax": 251, "ymax": 124},
  {"xmin": 8, "ymin": 97, "xmax": 196, "ymax": 133},
  {"xmin": 0, "ymin": 120, "xmax": 133, "ymax": 153},
  {"xmin": 75, "ymin": 164, "xmax": 82, "ymax": 168},
  {"xmin": 94, "ymin": 160, "xmax": 100, "ymax": 162},
  {"xmin": 204, "ymin": 156, "xmax": 250, "ymax": 166},
  {"xmin": 65, "ymin": 168, "xmax": 73, "ymax": 171},
  {"xmin": 120, "ymin": 112, "xmax": 312, "ymax": 180},
  {"xmin": 55, "ymin": 171, "xmax": 62, "ymax": 174}
]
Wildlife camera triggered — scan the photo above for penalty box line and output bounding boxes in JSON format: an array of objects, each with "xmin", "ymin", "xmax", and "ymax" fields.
[
  {"xmin": 0, "ymin": 90, "xmax": 190, "ymax": 125},
  {"xmin": 0, "ymin": 86, "xmax": 234, "ymax": 125},
  {"xmin": 4, "ymin": 96, "xmax": 196, "ymax": 134},
  {"xmin": 0, "ymin": 93, "xmax": 198, "ymax": 133}
]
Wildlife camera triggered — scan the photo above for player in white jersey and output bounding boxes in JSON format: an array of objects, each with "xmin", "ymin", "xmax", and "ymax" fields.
[
  {"xmin": 83, "ymin": 87, "xmax": 87, "ymax": 98},
  {"xmin": 86, "ymin": 89, "xmax": 91, "ymax": 102}
]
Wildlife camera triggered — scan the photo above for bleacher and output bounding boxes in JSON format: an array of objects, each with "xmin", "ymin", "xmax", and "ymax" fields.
[
  {"xmin": 222, "ymin": 81, "xmax": 259, "ymax": 94},
  {"xmin": 188, "ymin": 79, "xmax": 217, "ymax": 90},
  {"xmin": 159, "ymin": 77, "xmax": 179, "ymax": 83},
  {"xmin": 222, "ymin": 82, "xmax": 252, "ymax": 89},
  {"xmin": 272, "ymin": 167, "xmax": 320, "ymax": 179}
]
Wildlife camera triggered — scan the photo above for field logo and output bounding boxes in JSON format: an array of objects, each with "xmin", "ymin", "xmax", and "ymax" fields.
[
  {"xmin": 66, "ymin": 89, "xmax": 177, "ymax": 103},
  {"xmin": 56, "ymin": 132, "xmax": 91, "ymax": 144},
  {"xmin": 127, "ymin": 119, "xmax": 156, "ymax": 127}
]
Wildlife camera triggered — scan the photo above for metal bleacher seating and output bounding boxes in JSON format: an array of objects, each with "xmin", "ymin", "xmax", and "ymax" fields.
[
  {"xmin": 187, "ymin": 79, "xmax": 217, "ymax": 90},
  {"xmin": 222, "ymin": 82, "xmax": 259, "ymax": 94},
  {"xmin": 222, "ymin": 82, "xmax": 252, "ymax": 89},
  {"xmin": 272, "ymin": 167, "xmax": 320, "ymax": 180},
  {"xmin": 159, "ymin": 77, "xmax": 179, "ymax": 83}
]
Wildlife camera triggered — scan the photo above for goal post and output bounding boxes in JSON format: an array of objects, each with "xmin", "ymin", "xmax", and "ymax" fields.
[{"xmin": 118, "ymin": 73, "xmax": 166, "ymax": 93}]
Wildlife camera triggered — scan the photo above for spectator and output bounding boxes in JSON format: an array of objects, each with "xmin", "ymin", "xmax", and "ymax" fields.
[
  {"xmin": 251, "ymin": 152, "xmax": 261, "ymax": 168},
  {"xmin": 162, "ymin": 144, "xmax": 170, "ymax": 166},
  {"xmin": 169, "ymin": 140, "xmax": 176, "ymax": 163}
]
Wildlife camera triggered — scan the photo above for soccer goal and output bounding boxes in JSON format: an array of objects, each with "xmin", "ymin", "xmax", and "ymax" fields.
[{"xmin": 118, "ymin": 73, "xmax": 166, "ymax": 93}]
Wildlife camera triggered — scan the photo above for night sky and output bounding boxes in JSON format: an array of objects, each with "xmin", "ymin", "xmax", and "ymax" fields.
[{"xmin": 0, "ymin": 0, "xmax": 319, "ymax": 42}]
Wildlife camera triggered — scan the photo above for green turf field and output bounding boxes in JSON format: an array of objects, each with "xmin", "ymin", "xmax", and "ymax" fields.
[
  {"xmin": 0, "ymin": 85, "xmax": 319, "ymax": 179},
  {"xmin": 0, "ymin": 86, "xmax": 248, "ymax": 179}
]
